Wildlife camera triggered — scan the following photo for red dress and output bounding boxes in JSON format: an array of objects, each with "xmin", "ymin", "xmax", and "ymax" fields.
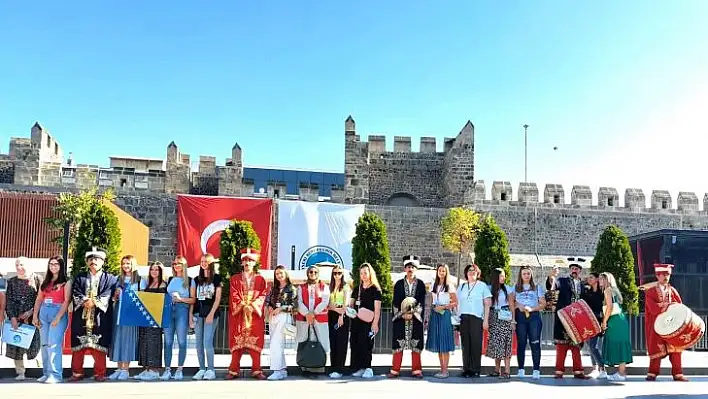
[
  {"xmin": 644, "ymin": 284, "xmax": 683, "ymax": 359},
  {"xmin": 228, "ymin": 273, "xmax": 267, "ymax": 353}
]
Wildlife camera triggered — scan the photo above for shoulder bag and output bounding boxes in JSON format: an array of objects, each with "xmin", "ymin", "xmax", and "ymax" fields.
[{"xmin": 296, "ymin": 325, "xmax": 327, "ymax": 369}]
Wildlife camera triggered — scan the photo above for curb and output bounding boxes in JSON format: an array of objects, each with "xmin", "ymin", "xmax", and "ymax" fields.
[{"xmin": 2, "ymin": 365, "xmax": 707, "ymax": 379}]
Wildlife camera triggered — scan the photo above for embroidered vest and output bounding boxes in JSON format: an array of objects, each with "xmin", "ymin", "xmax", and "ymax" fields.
[{"xmin": 295, "ymin": 282, "xmax": 328, "ymax": 323}]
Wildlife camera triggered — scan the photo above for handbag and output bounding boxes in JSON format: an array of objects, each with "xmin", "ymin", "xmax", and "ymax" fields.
[
  {"xmin": 497, "ymin": 306, "xmax": 513, "ymax": 321},
  {"xmin": 296, "ymin": 326, "xmax": 327, "ymax": 369},
  {"xmin": 355, "ymin": 285, "xmax": 375, "ymax": 323},
  {"xmin": 283, "ymin": 313, "xmax": 297, "ymax": 338}
]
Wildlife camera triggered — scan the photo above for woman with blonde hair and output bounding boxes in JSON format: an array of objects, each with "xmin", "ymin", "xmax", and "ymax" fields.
[
  {"xmin": 161, "ymin": 255, "xmax": 196, "ymax": 380},
  {"xmin": 425, "ymin": 263, "xmax": 457, "ymax": 378},
  {"xmin": 108, "ymin": 255, "xmax": 141, "ymax": 380},
  {"xmin": 599, "ymin": 272, "xmax": 633, "ymax": 381},
  {"xmin": 349, "ymin": 263, "xmax": 382, "ymax": 379}
]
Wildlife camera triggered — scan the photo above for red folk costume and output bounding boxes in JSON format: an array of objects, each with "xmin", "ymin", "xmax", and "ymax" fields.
[
  {"xmin": 644, "ymin": 264, "xmax": 687, "ymax": 382},
  {"xmin": 227, "ymin": 248, "xmax": 268, "ymax": 379}
]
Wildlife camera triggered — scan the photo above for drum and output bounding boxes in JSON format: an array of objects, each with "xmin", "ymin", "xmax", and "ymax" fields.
[
  {"xmin": 557, "ymin": 299, "xmax": 602, "ymax": 345},
  {"xmin": 654, "ymin": 303, "xmax": 706, "ymax": 351}
]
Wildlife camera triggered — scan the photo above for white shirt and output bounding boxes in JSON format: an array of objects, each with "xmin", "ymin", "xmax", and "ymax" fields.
[{"xmin": 456, "ymin": 281, "xmax": 492, "ymax": 318}]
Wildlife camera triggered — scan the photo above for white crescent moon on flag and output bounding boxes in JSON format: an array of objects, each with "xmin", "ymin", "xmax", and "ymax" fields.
[{"xmin": 200, "ymin": 219, "xmax": 232, "ymax": 254}]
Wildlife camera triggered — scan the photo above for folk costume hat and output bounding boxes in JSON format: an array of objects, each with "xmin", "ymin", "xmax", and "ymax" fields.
[
  {"xmin": 240, "ymin": 248, "xmax": 260, "ymax": 261},
  {"xmin": 403, "ymin": 255, "xmax": 420, "ymax": 268},
  {"xmin": 654, "ymin": 263, "xmax": 674, "ymax": 275},
  {"xmin": 567, "ymin": 257, "xmax": 587, "ymax": 269},
  {"xmin": 85, "ymin": 246, "xmax": 107, "ymax": 260}
]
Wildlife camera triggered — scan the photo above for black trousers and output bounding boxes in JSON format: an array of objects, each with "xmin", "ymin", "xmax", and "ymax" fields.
[
  {"xmin": 460, "ymin": 314, "xmax": 483, "ymax": 374},
  {"xmin": 349, "ymin": 318, "xmax": 374, "ymax": 371},
  {"xmin": 328, "ymin": 310, "xmax": 350, "ymax": 373}
]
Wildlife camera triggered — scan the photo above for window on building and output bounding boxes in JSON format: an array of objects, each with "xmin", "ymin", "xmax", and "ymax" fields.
[
  {"xmin": 120, "ymin": 178, "xmax": 127, "ymax": 187},
  {"xmin": 500, "ymin": 192, "xmax": 507, "ymax": 201},
  {"xmin": 662, "ymin": 200, "xmax": 668, "ymax": 209},
  {"xmin": 608, "ymin": 197, "xmax": 614, "ymax": 206},
  {"xmin": 553, "ymin": 194, "xmax": 561, "ymax": 204}
]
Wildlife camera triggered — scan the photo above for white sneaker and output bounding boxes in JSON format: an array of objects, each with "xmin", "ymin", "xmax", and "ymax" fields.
[
  {"xmin": 192, "ymin": 370, "xmax": 206, "ymax": 380},
  {"xmin": 173, "ymin": 369, "xmax": 184, "ymax": 380},
  {"xmin": 329, "ymin": 372, "xmax": 342, "ymax": 379},
  {"xmin": 532, "ymin": 370, "xmax": 541, "ymax": 379},
  {"xmin": 362, "ymin": 368, "xmax": 374, "ymax": 379},
  {"xmin": 141, "ymin": 370, "xmax": 159, "ymax": 381},
  {"xmin": 268, "ymin": 370, "xmax": 286, "ymax": 381},
  {"xmin": 160, "ymin": 369, "xmax": 172, "ymax": 381},
  {"xmin": 598, "ymin": 370, "xmax": 608, "ymax": 379},
  {"xmin": 37, "ymin": 375, "xmax": 48, "ymax": 383},
  {"xmin": 517, "ymin": 369, "xmax": 525, "ymax": 378},
  {"xmin": 117, "ymin": 370, "xmax": 130, "ymax": 381},
  {"xmin": 607, "ymin": 373, "xmax": 626, "ymax": 381},
  {"xmin": 108, "ymin": 370, "xmax": 121, "ymax": 380},
  {"xmin": 203, "ymin": 370, "xmax": 216, "ymax": 380},
  {"xmin": 352, "ymin": 369, "xmax": 365, "ymax": 377},
  {"xmin": 133, "ymin": 370, "xmax": 147, "ymax": 380},
  {"xmin": 15, "ymin": 374, "xmax": 26, "ymax": 381},
  {"xmin": 44, "ymin": 376, "xmax": 61, "ymax": 384}
]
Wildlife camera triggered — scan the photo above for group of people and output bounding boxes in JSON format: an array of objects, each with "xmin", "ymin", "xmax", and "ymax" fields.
[{"xmin": 0, "ymin": 249, "xmax": 693, "ymax": 383}]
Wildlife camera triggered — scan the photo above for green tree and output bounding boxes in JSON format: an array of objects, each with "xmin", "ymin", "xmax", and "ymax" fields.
[
  {"xmin": 440, "ymin": 207, "xmax": 482, "ymax": 279},
  {"xmin": 473, "ymin": 215, "xmax": 511, "ymax": 284},
  {"xmin": 591, "ymin": 225, "xmax": 640, "ymax": 315},
  {"xmin": 72, "ymin": 200, "xmax": 122, "ymax": 277},
  {"xmin": 218, "ymin": 220, "xmax": 262, "ymax": 304},
  {"xmin": 45, "ymin": 188, "xmax": 116, "ymax": 259},
  {"xmin": 351, "ymin": 212, "xmax": 393, "ymax": 308}
]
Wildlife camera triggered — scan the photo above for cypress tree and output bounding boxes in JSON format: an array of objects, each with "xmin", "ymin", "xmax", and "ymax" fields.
[
  {"xmin": 351, "ymin": 212, "xmax": 393, "ymax": 308},
  {"xmin": 591, "ymin": 225, "xmax": 640, "ymax": 315}
]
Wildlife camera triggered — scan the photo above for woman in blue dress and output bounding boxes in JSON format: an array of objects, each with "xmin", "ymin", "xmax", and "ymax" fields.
[
  {"xmin": 108, "ymin": 255, "xmax": 141, "ymax": 381},
  {"xmin": 425, "ymin": 263, "xmax": 457, "ymax": 379}
]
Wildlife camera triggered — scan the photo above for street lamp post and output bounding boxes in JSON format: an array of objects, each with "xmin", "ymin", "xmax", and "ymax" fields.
[{"xmin": 523, "ymin": 124, "xmax": 529, "ymax": 183}]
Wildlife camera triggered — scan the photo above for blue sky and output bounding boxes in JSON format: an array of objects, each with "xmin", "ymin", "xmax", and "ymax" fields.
[{"xmin": 1, "ymin": 1, "xmax": 707, "ymax": 202}]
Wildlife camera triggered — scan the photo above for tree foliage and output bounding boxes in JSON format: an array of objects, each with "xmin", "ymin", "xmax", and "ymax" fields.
[
  {"xmin": 72, "ymin": 200, "xmax": 122, "ymax": 277},
  {"xmin": 440, "ymin": 207, "xmax": 481, "ymax": 279},
  {"xmin": 591, "ymin": 225, "xmax": 640, "ymax": 316},
  {"xmin": 219, "ymin": 220, "xmax": 262, "ymax": 304},
  {"xmin": 473, "ymin": 215, "xmax": 511, "ymax": 284},
  {"xmin": 45, "ymin": 187, "xmax": 116, "ymax": 259},
  {"xmin": 351, "ymin": 212, "xmax": 393, "ymax": 308}
]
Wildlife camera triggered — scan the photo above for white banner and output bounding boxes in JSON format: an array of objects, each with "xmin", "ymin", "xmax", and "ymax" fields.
[{"xmin": 277, "ymin": 200, "xmax": 365, "ymax": 270}]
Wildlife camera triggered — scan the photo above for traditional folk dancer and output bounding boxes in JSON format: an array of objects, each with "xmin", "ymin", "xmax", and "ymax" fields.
[
  {"xmin": 552, "ymin": 261, "xmax": 589, "ymax": 379},
  {"xmin": 388, "ymin": 255, "xmax": 426, "ymax": 379},
  {"xmin": 227, "ymin": 248, "xmax": 268, "ymax": 380},
  {"xmin": 69, "ymin": 247, "xmax": 118, "ymax": 382},
  {"xmin": 643, "ymin": 264, "xmax": 688, "ymax": 382}
]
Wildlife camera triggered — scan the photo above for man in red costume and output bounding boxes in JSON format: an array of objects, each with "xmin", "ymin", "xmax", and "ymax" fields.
[
  {"xmin": 644, "ymin": 263, "xmax": 688, "ymax": 382},
  {"xmin": 226, "ymin": 248, "xmax": 267, "ymax": 380}
]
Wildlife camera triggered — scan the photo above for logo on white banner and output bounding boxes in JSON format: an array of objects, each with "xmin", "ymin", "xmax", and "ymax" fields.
[{"xmin": 299, "ymin": 245, "xmax": 344, "ymax": 270}]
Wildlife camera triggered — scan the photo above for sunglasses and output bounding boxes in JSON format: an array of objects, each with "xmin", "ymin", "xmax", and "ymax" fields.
[
  {"xmin": 308, "ymin": 271, "xmax": 319, "ymax": 275},
  {"xmin": 332, "ymin": 272, "xmax": 343, "ymax": 276}
]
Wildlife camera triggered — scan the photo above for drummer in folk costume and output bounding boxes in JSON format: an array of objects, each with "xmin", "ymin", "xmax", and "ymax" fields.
[
  {"xmin": 69, "ymin": 247, "xmax": 118, "ymax": 382},
  {"xmin": 643, "ymin": 263, "xmax": 688, "ymax": 382},
  {"xmin": 552, "ymin": 260, "xmax": 589, "ymax": 379},
  {"xmin": 388, "ymin": 255, "xmax": 426, "ymax": 379},
  {"xmin": 227, "ymin": 248, "xmax": 268, "ymax": 380}
]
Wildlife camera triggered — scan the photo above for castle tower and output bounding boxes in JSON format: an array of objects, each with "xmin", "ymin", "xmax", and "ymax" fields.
[
  {"xmin": 442, "ymin": 120, "xmax": 475, "ymax": 207},
  {"xmin": 343, "ymin": 116, "xmax": 370, "ymax": 204},
  {"xmin": 218, "ymin": 142, "xmax": 244, "ymax": 196},
  {"xmin": 165, "ymin": 141, "xmax": 191, "ymax": 194}
]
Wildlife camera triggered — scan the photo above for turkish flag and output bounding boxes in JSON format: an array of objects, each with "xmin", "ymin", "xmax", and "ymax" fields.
[{"xmin": 176, "ymin": 194, "xmax": 273, "ymax": 269}]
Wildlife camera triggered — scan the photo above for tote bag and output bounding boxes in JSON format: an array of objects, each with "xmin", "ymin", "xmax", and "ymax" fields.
[{"xmin": 296, "ymin": 326, "xmax": 327, "ymax": 369}]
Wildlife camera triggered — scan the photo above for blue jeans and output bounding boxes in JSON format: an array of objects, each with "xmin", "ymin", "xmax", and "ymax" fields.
[
  {"xmin": 515, "ymin": 310, "xmax": 542, "ymax": 370},
  {"xmin": 194, "ymin": 315, "xmax": 217, "ymax": 371},
  {"xmin": 39, "ymin": 303, "xmax": 68, "ymax": 380},
  {"xmin": 587, "ymin": 335, "xmax": 604, "ymax": 368},
  {"xmin": 164, "ymin": 303, "xmax": 190, "ymax": 368}
]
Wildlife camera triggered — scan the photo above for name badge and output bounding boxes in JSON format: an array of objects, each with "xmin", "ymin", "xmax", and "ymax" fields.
[
  {"xmin": 276, "ymin": 302, "xmax": 281, "ymax": 308},
  {"xmin": 355, "ymin": 300, "xmax": 360, "ymax": 306},
  {"xmin": 44, "ymin": 298, "xmax": 53, "ymax": 305}
]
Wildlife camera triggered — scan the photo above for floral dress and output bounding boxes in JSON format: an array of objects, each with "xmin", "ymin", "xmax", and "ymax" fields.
[{"xmin": 5, "ymin": 276, "xmax": 42, "ymax": 360}]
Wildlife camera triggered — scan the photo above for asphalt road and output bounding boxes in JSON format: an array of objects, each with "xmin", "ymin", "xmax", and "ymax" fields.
[{"xmin": 3, "ymin": 375, "xmax": 708, "ymax": 399}]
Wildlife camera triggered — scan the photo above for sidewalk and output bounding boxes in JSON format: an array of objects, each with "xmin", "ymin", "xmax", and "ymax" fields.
[{"xmin": 2, "ymin": 348, "xmax": 707, "ymax": 378}]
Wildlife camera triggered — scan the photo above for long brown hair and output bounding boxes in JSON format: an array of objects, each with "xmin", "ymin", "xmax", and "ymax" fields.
[
  {"xmin": 515, "ymin": 265, "xmax": 537, "ymax": 293},
  {"xmin": 147, "ymin": 261, "xmax": 165, "ymax": 288},
  {"xmin": 329, "ymin": 264, "xmax": 346, "ymax": 293},
  {"xmin": 432, "ymin": 263, "xmax": 451, "ymax": 293},
  {"xmin": 40, "ymin": 256, "xmax": 67, "ymax": 291},
  {"xmin": 269, "ymin": 265, "xmax": 292, "ymax": 303}
]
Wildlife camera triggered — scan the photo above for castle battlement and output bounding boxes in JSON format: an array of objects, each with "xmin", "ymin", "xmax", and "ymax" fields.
[{"xmin": 474, "ymin": 180, "xmax": 708, "ymax": 213}]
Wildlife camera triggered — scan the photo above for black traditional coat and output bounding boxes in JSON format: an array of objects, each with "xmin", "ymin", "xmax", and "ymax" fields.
[
  {"xmin": 71, "ymin": 271, "xmax": 118, "ymax": 353},
  {"xmin": 552, "ymin": 275, "xmax": 586, "ymax": 345},
  {"xmin": 392, "ymin": 277, "xmax": 426, "ymax": 353}
]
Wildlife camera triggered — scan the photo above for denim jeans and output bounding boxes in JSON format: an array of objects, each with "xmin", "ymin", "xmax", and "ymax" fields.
[
  {"xmin": 164, "ymin": 303, "xmax": 190, "ymax": 368},
  {"xmin": 194, "ymin": 315, "xmax": 217, "ymax": 371},
  {"xmin": 587, "ymin": 335, "xmax": 604, "ymax": 368},
  {"xmin": 39, "ymin": 303, "xmax": 68, "ymax": 380},
  {"xmin": 515, "ymin": 310, "xmax": 542, "ymax": 370}
]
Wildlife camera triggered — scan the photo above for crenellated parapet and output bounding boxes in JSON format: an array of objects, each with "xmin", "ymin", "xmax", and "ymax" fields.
[
  {"xmin": 571, "ymin": 185, "xmax": 592, "ymax": 206},
  {"xmin": 677, "ymin": 191, "xmax": 699, "ymax": 211},
  {"xmin": 625, "ymin": 188, "xmax": 645, "ymax": 209},
  {"xmin": 598, "ymin": 187, "xmax": 619, "ymax": 207},
  {"xmin": 651, "ymin": 190, "xmax": 672, "ymax": 210},
  {"xmin": 544, "ymin": 184, "xmax": 565, "ymax": 205},
  {"xmin": 518, "ymin": 182, "xmax": 539, "ymax": 203},
  {"xmin": 491, "ymin": 181, "xmax": 512, "ymax": 201}
]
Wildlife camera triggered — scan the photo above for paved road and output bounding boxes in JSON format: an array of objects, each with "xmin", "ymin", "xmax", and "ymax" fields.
[{"xmin": 5, "ymin": 375, "xmax": 708, "ymax": 398}]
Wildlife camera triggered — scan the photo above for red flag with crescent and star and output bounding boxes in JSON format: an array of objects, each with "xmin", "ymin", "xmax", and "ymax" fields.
[{"xmin": 176, "ymin": 194, "xmax": 273, "ymax": 269}]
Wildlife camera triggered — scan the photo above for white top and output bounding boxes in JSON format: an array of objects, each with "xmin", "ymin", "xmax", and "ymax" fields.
[{"xmin": 456, "ymin": 281, "xmax": 492, "ymax": 318}]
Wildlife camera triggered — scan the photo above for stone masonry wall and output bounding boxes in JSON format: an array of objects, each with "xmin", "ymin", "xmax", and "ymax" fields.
[{"xmin": 367, "ymin": 152, "xmax": 445, "ymax": 207}]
